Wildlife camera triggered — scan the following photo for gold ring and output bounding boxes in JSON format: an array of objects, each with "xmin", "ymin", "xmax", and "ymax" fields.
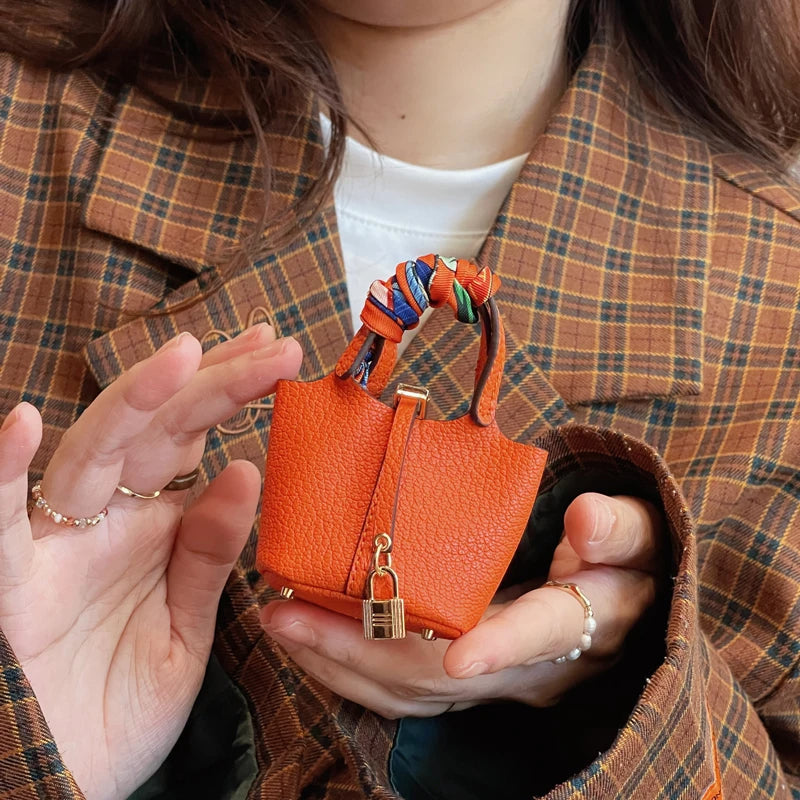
[
  {"xmin": 162, "ymin": 468, "xmax": 200, "ymax": 491},
  {"xmin": 116, "ymin": 468, "xmax": 201, "ymax": 500},
  {"xmin": 543, "ymin": 580, "xmax": 597, "ymax": 664},
  {"xmin": 31, "ymin": 484, "xmax": 108, "ymax": 528},
  {"xmin": 116, "ymin": 484, "xmax": 161, "ymax": 500}
]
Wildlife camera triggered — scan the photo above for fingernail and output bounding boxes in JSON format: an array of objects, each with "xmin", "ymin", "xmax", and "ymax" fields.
[
  {"xmin": 589, "ymin": 496, "xmax": 616, "ymax": 543},
  {"xmin": 243, "ymin": 322, "xmax": 273, "ymax": 341},
  {"xmin": 159, "ymin": 331, "xmax": 192, "ymax": 352},
  {"xmin": 252, "ymin": 339, "xmax": 290, "ymax": 359},
  {"xmin": 453, "ymin": 661, "xmax": 488, "ymax": 679},
  {"xmin": 269, "ymin": 621, "xmax": 315, "ymax": 647},
  {"xmin": 260, "ymin": 602, "xmax": 281, "ymax": 626}
]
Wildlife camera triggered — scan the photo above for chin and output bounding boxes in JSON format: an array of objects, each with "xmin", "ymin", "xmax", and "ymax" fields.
[{"xmin": 309, "ymin": 0, "xmax": 503, "ymax": 28}]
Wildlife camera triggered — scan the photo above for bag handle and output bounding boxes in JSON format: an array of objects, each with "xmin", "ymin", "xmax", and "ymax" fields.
[{"xmin": 335, "ymin": 255, "xmax": 505, "ymax": 427}]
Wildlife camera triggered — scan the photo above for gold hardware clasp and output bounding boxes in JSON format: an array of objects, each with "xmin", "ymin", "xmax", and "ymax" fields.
[
  {"xmin": 363, "ymin": 567, "xmax": 406, "ymax": 640},
  {"xmin": 363, "ymin": 533, "xmax": 406, "ymax": 639},
  {"xmin": 394, "ymin": 383, "xmax": 429, "ymax": 419}
]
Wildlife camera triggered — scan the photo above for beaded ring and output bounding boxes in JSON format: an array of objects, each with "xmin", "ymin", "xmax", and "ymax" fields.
[
  {"xmin": 543, "ymin": 580, "xmax": 597, "ymax": 663},
  {"xmin": 31, "ymin": 483, "xmax": 108, "ymax": 528}
]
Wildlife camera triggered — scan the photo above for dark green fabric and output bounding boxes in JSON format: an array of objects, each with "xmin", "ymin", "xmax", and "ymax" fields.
[
  {"xmin": 391, "ymin": 705, "xmax": 551, "ymax": 800},
  {"xmin": 128, "ymin": 655, "xmax": 257, "ymax": 800}
]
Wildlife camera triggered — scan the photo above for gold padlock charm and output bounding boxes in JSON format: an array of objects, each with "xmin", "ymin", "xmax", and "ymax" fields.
[{"xmin": 363, "ymin": 567, "xmax": 406, "ymax": 640}]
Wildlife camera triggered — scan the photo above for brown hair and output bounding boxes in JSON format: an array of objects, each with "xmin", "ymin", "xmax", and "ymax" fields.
[{"xmin": 2, "ymin": 0, "xmax": 799, "ymax": 282}]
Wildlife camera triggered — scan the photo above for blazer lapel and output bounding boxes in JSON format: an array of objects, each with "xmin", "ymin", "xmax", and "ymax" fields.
[
  {"xmin": 393, "ymin": 40, "xmax": 713, "ymax": 440},
  {"xmin": 82, "ymin": 82, "xmax": 351, "ymax": 388}
]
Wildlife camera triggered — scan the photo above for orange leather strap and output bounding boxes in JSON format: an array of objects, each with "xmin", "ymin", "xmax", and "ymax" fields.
[
  {"xmin": 345, "ymin": 392, "xmax": 423, "ymax": 599},
  {"xmin": 472, "ymin": 300, "xmax": 505, "ymax": 425}
]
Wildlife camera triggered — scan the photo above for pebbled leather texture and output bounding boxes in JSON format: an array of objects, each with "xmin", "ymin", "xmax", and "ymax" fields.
[{"xmin": 258, "ymin": 302, "xmax": 548, "ymax": 639}]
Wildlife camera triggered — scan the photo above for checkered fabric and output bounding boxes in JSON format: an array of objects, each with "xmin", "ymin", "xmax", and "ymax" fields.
[{"xmin": 0, "ymin": 34, "xmax": 798, "ymax": 799}]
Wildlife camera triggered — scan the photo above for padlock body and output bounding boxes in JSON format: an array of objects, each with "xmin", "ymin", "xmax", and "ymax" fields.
[{"xmin": 363, "ymin": 597, "xmax": 406, "ymax": 639}]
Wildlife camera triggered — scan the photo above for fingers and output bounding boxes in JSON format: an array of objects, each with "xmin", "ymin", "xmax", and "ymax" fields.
[
  {"xmin": 0, "ymin": 403, "xmax": 41, "ymax": 579},
  {"xmin": 267, "ymin": 629, "xmax": 428, "ymax": 719},
  {"xmin": 443, "ymin": 566, "xmax": 657, "ymax": 677},
  {"xmin": 261, "ymin": 599, "xmax": 440, "ymax": 678},
  {"xmin": 262, "ymin": 492, "xmax": 663, "ymax": 698},
  {"xmin": 158, "ymin": 337, "xmax": 301, "ymax": 442},
  {"xmin": 564, "ymin": 494, "xmax": 664, "ymax": 572},
  {"xmin": 261, "ymin": 600, "xmax": 460, "ymax": 718},
  {"xmin": 197, "ymin": 323, "xmax": 275, "ymax": 370},
  {"xmin": 167, "ymin": 460, "xmax": 260, "ymax": 659},
  {"xmin": 259, "ymin": 493, "xmax": 664, "ymax": 710},
  {"xmin": 43, "ymin": 332, "xmax": 202, "ymax": 518},
  {"xmin": 120, "ymin": 336, "xmax": 302, "ymax": 489},
  {"xmin": 41, "ymin": 327, "xmax": 300, "ymax": 524}
]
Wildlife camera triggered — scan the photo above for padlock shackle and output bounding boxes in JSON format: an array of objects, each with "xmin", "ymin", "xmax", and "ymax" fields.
[{"xmin": 367, "ymin": 566, "xmax": 401, "ymax": 598}]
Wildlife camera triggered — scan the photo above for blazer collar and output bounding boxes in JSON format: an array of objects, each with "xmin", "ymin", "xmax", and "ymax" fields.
[
  {"xmin": 83, "ymin": 40, "xmax": 713, "ymax": 438},
  {"xmin": 473, "ymin": 40, "xmax": 713, "ymax": 407},
  {"xmin": 82, "ymin": 75, "xmax": 323, "ymax": 274},
  {"xmin": 83, "ymin": 83, "xmax": 355, "ymax": 391}
]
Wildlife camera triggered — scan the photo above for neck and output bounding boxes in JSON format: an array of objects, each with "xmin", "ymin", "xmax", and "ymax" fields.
[{"xmin": 314, "ymin": 0, "xmax": 571, "ymax": 169}]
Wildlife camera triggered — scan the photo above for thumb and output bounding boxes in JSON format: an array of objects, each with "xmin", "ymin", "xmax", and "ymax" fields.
[
  {"xmin": 564, "ymin": 493, "xmax": 664, "ymax": 573},
  {"xmin": 166, "ymin": 460, "xmax": 260, "ymax": 657},
  {"xmin": 443, "ymin": 586, "xmax": 583, "ymax": 676}
]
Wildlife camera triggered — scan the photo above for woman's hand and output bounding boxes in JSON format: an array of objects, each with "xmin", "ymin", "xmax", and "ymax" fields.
[
  {"xmin": 0, "ymin": 325, "xmax": 302, "ymax": 800},
  {"xmin": 259, "ymin": 494, "xmax": 663, "ymax": 717}
]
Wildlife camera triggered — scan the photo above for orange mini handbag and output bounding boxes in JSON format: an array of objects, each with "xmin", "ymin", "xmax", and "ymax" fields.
[{"xmin": 257, "ymin": 255, "xmax": 548, "ymax": 640}]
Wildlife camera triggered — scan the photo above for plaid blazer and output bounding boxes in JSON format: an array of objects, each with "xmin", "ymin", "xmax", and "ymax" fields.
[{"xmin": 0, "ymin": 37, "xmax": 798, "ymax": 800}]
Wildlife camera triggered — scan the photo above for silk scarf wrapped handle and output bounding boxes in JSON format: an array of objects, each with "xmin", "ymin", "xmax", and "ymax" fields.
[{"xmin": 335, "ymin": 254, "xmax": 505, "ymax": 426}]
